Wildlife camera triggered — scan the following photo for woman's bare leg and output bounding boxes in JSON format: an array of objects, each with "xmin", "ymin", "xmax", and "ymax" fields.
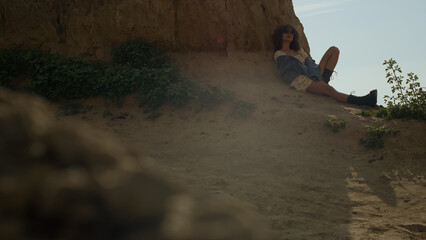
[
  {"xmin": 319, "ymin": 46, "xmax": 340, "ymax": 75},
  {"xmin": 306, "ymin": 80, "xmax": 348, "ymax": 102}
]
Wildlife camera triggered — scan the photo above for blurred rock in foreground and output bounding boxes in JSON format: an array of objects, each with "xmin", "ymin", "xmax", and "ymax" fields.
[{"xmin": 0, "ymin": 89, "xmax": 274, "ymax": 240}]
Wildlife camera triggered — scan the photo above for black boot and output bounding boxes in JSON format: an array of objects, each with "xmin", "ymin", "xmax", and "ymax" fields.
[
  {"xmin": 347, "ymin": 90, "xmax": 377, "ymax": 107},
  {"xmin": 322, "ymin": 68, "xmax": 333, "ymax": 84}
]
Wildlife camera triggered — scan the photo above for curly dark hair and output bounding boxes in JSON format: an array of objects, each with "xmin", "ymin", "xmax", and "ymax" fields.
[{"xmin": 272, "ymin": 25, "xmax": 300, "ymax": 51}]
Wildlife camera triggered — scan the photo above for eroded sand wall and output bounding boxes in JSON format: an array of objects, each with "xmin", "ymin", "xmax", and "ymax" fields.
[{"xmin": 0, "ymin": 0, "xmax": 309, "ymax": 59}]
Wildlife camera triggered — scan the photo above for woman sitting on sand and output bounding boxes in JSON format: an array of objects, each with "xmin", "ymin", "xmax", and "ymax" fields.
[{"xmin": 273, "ymin": 24, "xmax": 377, "ymax": 107}]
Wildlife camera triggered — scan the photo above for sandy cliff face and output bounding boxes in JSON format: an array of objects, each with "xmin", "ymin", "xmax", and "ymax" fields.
[{"xmin": 0, "ymin": 0, "xmax": 309, "ymax": 59}]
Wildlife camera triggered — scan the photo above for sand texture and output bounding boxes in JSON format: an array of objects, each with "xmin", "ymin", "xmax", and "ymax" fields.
[{"xmin": 56, "ymin": 53, "xmax": 426, "ymax": 239}]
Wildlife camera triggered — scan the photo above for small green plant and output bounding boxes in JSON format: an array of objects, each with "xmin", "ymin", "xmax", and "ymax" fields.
[
  {"xmin": 357, "ymin": 110, "xmax": 372, "ymax": 117},
  {"xmin": 355, "ymin": 107, "xmax": 392, "ymax": 119},
  {"xmin": 324, "ymin": 119, "xmax": 346, "ymax": 133},
  {"xmin": 380, "ymin": 59, "xmax": 426, "ymax": 120},
  {"xmin": 360, "ymin": 126, "xmax": 399, "ymax": 149},
  {"xmin": 232, "ymin": 100, "xmax": 256, "ymax": 118},
  {"xmin": 372, "ymin": 107, "xmax": 389, "ymax": 118}
]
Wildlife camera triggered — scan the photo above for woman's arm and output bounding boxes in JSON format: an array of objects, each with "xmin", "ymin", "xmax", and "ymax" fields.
[{"xmin": 276, "ymin": 55, "xmax": 309, "ymax": 84}]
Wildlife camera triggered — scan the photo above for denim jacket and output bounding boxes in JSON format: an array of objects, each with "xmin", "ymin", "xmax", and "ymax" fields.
[{"xmin": 276, "ymin": 55, "xmax": 322, "ymax": 85}]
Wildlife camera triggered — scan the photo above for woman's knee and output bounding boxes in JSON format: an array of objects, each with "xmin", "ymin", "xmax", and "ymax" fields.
[{"xmin": 329, "ymin": 46, "xmax": 340, "ymax": 56}]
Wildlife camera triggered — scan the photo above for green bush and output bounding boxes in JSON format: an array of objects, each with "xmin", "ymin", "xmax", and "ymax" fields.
[
  {"xmin": 0, "ymin": 38, "xmax": 237, "ymax": 111},
  {"xmin": 101, "ymin": 66, "xmax": 144, "ymax": 103},
  {"xmin": 359, "ymin": 60, "xmax": 425, "ymax": 120},
  {"xmin": 166, "ymin": 79, "xmax": 197, "ymax": 108},
  {"xmin": 0, "ymin": 47, "xmax": 31, "ymax": 88},
  {"xmin": 27, "ymin": 51, "xmax": 105, "ymax": 100},
  {"xmin": 136, "ymin": 67, "xmax": 184, "ymax": 109},
  {"xmin": 381, "ymin": 59, "xmax": 426, "ymax": 120},
  {"xmin": 111, "ymin": 38, "xmax": 170, "ymax": 69}
]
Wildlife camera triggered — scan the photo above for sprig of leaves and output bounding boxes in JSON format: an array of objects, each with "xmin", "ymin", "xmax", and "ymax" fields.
[
  {"xmin": 360, "ymin": 126, "xmax": 399, "ymax": 149},
  {"xmin": 324, "ymin": 119, "xmax": 346, "ymax": 133},
  {"xmin": 382, "ymin": 58, "xmax": 425, "ymax": 120}
]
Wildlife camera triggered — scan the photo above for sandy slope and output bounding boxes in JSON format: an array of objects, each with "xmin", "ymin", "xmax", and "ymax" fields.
[{"xmin": 56, "ymin": 52, "xmax": 426, "ymax": 240}]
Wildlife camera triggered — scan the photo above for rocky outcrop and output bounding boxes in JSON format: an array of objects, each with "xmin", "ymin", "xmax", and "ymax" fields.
[
  {"xmin": 0, "ymin": 0, "xmax": 308, "ymax": 59},
  {"xmin": 0, "ymin": 89, "xmax": 275, "ymax": 240}
]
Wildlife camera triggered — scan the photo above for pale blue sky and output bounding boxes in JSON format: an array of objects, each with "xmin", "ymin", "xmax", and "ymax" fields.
[{"xmin": 293, "ymin": 0, "xmax": 426, "ymax": 105}]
